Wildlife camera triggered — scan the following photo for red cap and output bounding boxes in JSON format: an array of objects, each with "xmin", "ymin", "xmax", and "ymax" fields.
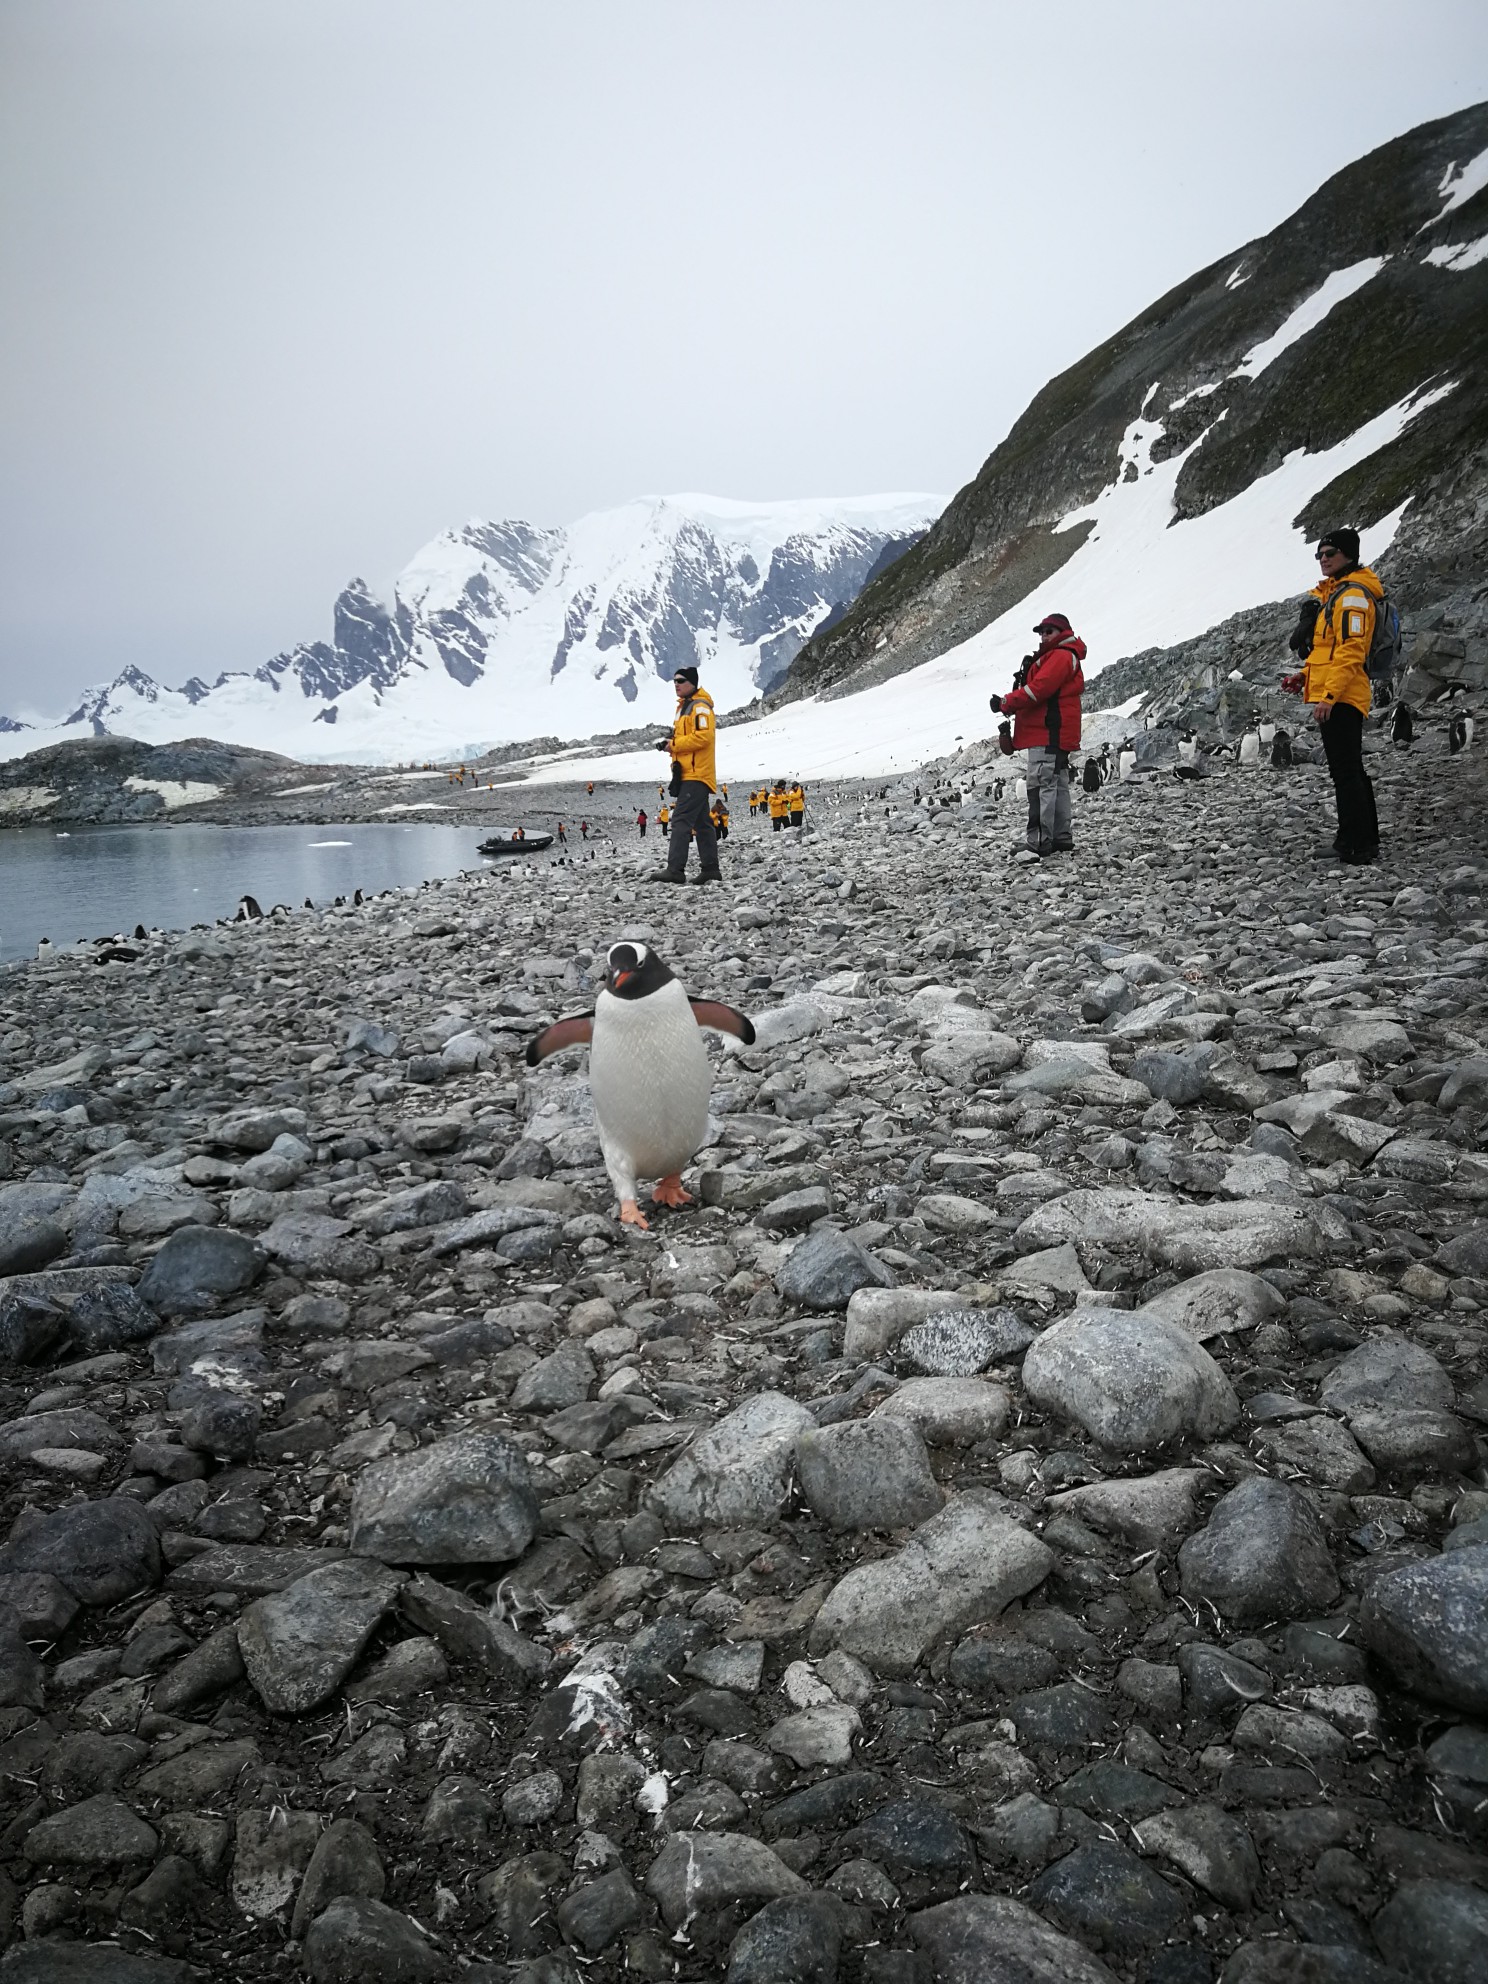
[{"xmin": 1034, "ymin": 613, "xmax": 1071, "ymax": 633}]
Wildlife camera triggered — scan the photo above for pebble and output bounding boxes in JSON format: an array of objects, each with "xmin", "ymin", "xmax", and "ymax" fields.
[{"xmin": 0, "ymin": 747, "xmax": 1486, "ymax": 1981}]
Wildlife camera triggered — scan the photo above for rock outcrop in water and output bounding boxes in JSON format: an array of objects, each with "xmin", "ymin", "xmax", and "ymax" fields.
[{"xmin": 1, "ymin": 734, "xmax": 1487, "ymax": 1981}]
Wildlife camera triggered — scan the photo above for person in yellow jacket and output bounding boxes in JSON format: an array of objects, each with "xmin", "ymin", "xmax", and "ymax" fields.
[
  {"xmin": 658, "ymin": 801, "xmax": 670, "ymax": 838},
  {"xmin": 767, "ymin": 782, "xmax": 788, "ymax": 831},
  {"xmin": 650, "ymin": 666, "xmax": 721, "ymax": 884},
  {"xmin": 710, "ymin": 795, "xmax": 729, "ymax": 840},
  {"xmin": 1286, "ymin": 527, "xmax": 1380, "ymax": 864},
  {"xmin": 788, "ymin": 782, "xmax": 805, "ymax": 827}
]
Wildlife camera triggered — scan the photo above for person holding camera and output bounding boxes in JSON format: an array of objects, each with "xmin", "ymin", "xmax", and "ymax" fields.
[
  {"xmin": 650, "ymin": 666, "xmax": 722, "ymax": 884},
  {"xmin": 1281, "ymin": 528, "xmax": 1381, "ymax": 865},
  {"xmin": 990, "ymin": 612, "xmax": 1087, "ymax": 858}
]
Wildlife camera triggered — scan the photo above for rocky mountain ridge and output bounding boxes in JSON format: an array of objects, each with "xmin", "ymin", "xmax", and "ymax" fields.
[
  {"xmin": 773, "ymin": 103, "xmax": 1488, "ymax": 722},
  {"xmin": 5, "ymin": 498, "xmax": 938, "ymax": 767}
]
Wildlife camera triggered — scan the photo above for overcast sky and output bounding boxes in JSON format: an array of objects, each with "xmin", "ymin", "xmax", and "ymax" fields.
[{"xmin": 2, "ymin": 0, "xmax": 1485, "ymax": 713}]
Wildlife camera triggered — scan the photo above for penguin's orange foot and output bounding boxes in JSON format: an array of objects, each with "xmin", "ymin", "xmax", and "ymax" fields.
[
  {"xmin": 619, "ymin": 1200, "xmax": 651, "ymax": 1230},
  {"xmin": 651, "ymin": 1175, "xmax": 693, "ymax": 1209}
]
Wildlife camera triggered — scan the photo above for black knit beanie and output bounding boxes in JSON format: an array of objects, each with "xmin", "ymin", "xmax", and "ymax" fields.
[
  {"xmin": 673, "ymin": 667, "xmax": 699, "ymax": 688},
  {"xmin": 1319, "ymin": 527, "xmax": 1360, "ymax": 565}
]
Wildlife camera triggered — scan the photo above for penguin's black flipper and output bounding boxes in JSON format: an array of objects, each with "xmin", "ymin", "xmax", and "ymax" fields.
[
  {"xmin": 690, "ymin": 1000, "xmax": 756, "ymax": 1045},
  {"xmin": 526, "ymin": 1014, "xmax": 595, "ymax": 1065}
]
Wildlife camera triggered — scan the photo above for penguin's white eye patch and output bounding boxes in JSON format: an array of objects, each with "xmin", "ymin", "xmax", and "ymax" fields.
[{"xmin": 608, "ymin": 942, "xmax": 646, "ymax": 970}]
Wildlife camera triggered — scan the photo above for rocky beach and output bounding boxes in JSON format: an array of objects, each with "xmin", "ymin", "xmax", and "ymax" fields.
[{"xmin": 2, "ymin": 730, "xmax": 1488, "ymax": 1984}]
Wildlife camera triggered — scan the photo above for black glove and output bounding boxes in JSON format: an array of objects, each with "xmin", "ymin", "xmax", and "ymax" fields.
[
  {"xmin": 653, "ymin": 738, "xmax": 672, "ymax": 752},
  {"xmin": 1288, "ymin": 598, "xmax": 1321, "ymax": 658},
  {"xmin": 989, "ymin": 694, "xmax": 1003, "ymax": 712}
]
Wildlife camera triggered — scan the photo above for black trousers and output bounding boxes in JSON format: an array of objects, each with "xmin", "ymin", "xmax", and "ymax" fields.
[
  {"xmin": 667, "ymin": 780, "xmax": 720, "ymax": 875},
  {"xmin": 1319, "ymin": 702, "xmax": 1379, "ymax": 857}
]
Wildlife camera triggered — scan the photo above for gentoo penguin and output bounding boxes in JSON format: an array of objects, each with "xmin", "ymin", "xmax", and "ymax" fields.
[
  {"xmin": 1081, "ymin": 756, "xmax": 1102, "ymax": 794},
  {"xmin": 236, "ymin": 894, "xmax": 263, "ymax": 921},
  {"xmin": 133, "ymin": 923, "xmax": 147, "ymax": 940},
  {"xmin": 1258, "ymin": 719, "xmax": 1276, "ymax": 747},
  {"xmin": 526, "ymin": 941, "xmax": 755, "ymax": 1230},
  {"xmin": 1099, "ymin": 742, "xmax": 1113, "ymax": 782},
  {"xmin": 1449, "ymin": 709, "xmax": 1473, "ymax": 753},
  {"xmin": 1178, "ymin": 732, "xmax": 1198, "ymax": 768},
  {"xmin": 1013, "ymin": 775, "xmax": 1028, "ymax": 805},
  {"xmin": 1238, "ymin": 726, "xmax": 1261, "ymax": 766},
  {"xmin": 1118, "ymin": 743, "xmax": 1137, "ymax": 781},
  {"xmin": 1391, "ymin": 701, "xmax": 1414, "ymax": 748},
  {"xmin": 1270, "ymin": 727, "xmax": 1293, "ymax": 768},
  {"xmin": 35, "ymin": 937, "xmax": 53, "ymax": 961}
]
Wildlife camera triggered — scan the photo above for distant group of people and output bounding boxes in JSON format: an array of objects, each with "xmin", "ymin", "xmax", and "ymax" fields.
[{"xmin": 748, "ymin": 782, "xmax": 806, "ymax": 829}]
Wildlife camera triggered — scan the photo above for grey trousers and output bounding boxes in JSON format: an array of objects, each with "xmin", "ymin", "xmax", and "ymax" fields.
[
  {"xmin": 666, "ymin": 780, "xmax": 721, "ymax": 876},
  {"xmin": 1026, "ymin": 747, "xmax": 1073, "ymax": 852}
]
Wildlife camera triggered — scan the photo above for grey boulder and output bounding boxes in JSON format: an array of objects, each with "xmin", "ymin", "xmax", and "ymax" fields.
[
  {"xmin": 238, "ymin": 1558, "xmax": 408, "ymax": 1715},
  {"xmin": 349, "ymin": 1431, "xmax": 539, "ymax": 1566},
  {"xmin": 776, "ymin": 1227, "xmax": 894, "ymax": 1311},
  {"xmin": 910, "ymin": 1894, "xmax": 1119, "ymax": 1983},
  {"xmin": 795, "ymin": 1417, "xmax": 943, "ymax": 1532},
  {"xmin": 646, "ymin": 1830, "xmax": 806, "ymax": 1932},
  {"xmin": 1179, "ymin": 1476, "xmax": 1341, "ymax": 1621},
  {"xmin": 0, "ymin": 1496, "xmax": 163, "ymax": 1607},
  {"xmin": 648, "ymin": 1392, "xmax": 815, "ymax": 1529},
  {"xmin": 809, "ymin": 1493, "xmax": 1054, "ymax": 1675},
  {"xmin": 1137, "ymin": 1268, "xmax": 1286, "ymax": 1342},
  {"xmin": 136, "ymin": 1225, "xmax": 265, "ymax": 1317},
  {"xmin": 1022, "ymin": 1308, "xmax": 1239, "ymax": 1452},
  {"xmin": 1015, "ymin": 1187, "xmax": 1316, "ymax": 1271},
  {"xmin": 1359, "ymin": 1546, "xmax": 1488, "ymax": 1715}
]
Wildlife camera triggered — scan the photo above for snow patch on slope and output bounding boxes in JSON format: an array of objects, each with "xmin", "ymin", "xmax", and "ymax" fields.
[
  {"xmin": 1426, "ymin": 231, "xmax": 1488, "ymax": 272},
  {"xmin": 1230, "ymin": 259, "xmax": 1387, "ymax": 379},
  {"xmin": 1428, "ymin": 145, "xmax": 1488, "ymax": 226}
]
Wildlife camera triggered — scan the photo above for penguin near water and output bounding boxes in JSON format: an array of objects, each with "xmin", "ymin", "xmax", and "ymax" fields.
[
  {"xmin": 235, "ymin": 895, "xmax": 263, "ymax": 921},
  {"xmin": 526, "ymin": 941, "xmax": 756, "ymax": 1230}
]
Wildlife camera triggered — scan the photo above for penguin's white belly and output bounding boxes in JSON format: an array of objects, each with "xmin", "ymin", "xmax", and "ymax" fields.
[{"xmin": 591, "ymin": 983, "xmax": 711, "ymax": 1182}]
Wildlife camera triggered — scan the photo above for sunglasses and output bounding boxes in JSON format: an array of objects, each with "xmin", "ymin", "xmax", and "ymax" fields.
[{"xmin": 1315, "ymin": 547, "xmax": 1342, "ymax": 559}]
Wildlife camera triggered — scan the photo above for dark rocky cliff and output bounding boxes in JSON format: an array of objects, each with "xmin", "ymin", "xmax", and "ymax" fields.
[{"xmin": 774, "ymin": 103, "xmax": 1488, "ymax": 711}]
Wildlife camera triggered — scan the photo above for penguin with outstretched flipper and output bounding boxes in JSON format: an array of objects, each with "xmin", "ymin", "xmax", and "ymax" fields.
[{"xmin": 527, "ymin": 941, "xmax": 754, "ymax": 1230}]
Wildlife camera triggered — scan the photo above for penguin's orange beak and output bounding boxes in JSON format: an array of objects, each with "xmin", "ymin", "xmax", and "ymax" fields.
[{"xmin": 610, "ymin": 968, "xmax": 633, "ymax": 990}]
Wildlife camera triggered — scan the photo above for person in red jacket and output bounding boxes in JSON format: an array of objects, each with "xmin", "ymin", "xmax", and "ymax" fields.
[{"xmin": 991, "ymin": 612, "xmax": 1087, "ymax": 857}]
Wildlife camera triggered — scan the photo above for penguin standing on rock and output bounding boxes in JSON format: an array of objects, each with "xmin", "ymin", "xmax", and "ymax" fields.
[
  {"xmin": 526, "ymin": 941, "xmax": 755, "ymax": 1230},
  {"xmin": 1449, "ymin": 708, "xmax": 1473, "ymax": 754},
  {"xmin": 1391, "ymin": 701, "xmax": 1414, "ymax": 748}
]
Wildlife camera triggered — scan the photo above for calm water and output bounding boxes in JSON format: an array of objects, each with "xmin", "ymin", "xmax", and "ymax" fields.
[{"xmin": 0, "ymin": 821, "xmax": 495, "ymax": 963}]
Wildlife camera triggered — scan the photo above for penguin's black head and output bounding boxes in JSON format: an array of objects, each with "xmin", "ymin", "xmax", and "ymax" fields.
[{"xmin": 604, "ymin": 940, "xmax": 674, "ymax": 999}]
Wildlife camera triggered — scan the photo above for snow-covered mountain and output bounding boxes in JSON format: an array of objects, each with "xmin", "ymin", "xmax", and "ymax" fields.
[{"xmin": 1, "ymin": 494, "xmax": 939, "ymax": 764}]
